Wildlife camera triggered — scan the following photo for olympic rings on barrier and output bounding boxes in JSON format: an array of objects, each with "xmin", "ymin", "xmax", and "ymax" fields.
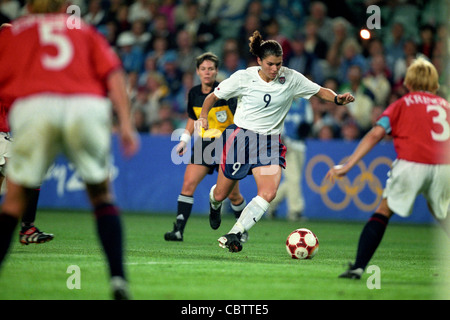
[{"xmin": 305, "ymin": 155, "xmax": 393, "ymax": 211}]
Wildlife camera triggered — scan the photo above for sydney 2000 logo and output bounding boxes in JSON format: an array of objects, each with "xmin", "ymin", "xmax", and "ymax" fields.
[{"xmin": 305, "ymin": 154, "xmax": 392, "ymax": 212}]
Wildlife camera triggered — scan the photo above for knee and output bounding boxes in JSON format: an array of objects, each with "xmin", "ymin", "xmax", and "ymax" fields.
[
  {"xmin": 213, "ymin": 188, "xmax": 228, "ymax": 202},
  {"xmin": 258, "ymin": 189, "xmax": 277, "ymax": 203}
]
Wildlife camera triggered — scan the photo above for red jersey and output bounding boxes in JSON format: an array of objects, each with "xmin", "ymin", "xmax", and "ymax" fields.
[
  {"xmin": 0, "ymin": 14, "xmax": 122, "ymax": 103},
  {"xmin": 380, "ymin": 91, "xmax": 450, "ymax": 164},
  {"xmin": 0, "ymin": 99, "xmax": 10, "ymax": 132}
]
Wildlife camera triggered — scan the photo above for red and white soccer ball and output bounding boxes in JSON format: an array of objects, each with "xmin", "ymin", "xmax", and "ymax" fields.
[{"xmin": 286, "ymin": 228, "xmax": 319, "ymax": 259}]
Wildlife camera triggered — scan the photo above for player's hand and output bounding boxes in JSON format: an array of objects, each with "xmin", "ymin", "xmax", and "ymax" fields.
[
  {"xmin": 119, "ymin": 123, "xmax": 139, "ymax": 158},
  {"xmin": 176, "ymin": 141, "xmax": 187, "ymax": 155},
  {"xmin": 194, "ymin": 117, "xmax": 208, "ymax": 133},
  {"xmin": 336, "ymin": 93, "xmax": 355, "ymax": 105},
  {"xmin": 325, "ymin": 164, "xmax": 350, "ymax": 184}
]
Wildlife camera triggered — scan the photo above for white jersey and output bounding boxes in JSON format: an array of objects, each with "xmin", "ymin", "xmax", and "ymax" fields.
[{"xmin": 214, "ymin": 66, "xmax": 320, "ymax": 134}]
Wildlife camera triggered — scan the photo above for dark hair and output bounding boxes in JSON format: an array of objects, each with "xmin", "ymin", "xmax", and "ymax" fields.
[
  {"xmin": 249, "ymin": 30, "xmax": 283, "ymax": 60},
  {"xmin": 196, "ymin": 52, "xmax": 219, "ymax": 69}
]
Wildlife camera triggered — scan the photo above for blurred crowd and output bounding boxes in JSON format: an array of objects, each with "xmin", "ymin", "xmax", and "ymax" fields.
[{"xmin": 1, "ymin": 0, "xmax": 448, "ymax": 140}]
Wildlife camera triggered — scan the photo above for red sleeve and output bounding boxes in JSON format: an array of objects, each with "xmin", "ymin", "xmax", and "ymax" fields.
[{"xmin": 88, "ymin": 26, "xmax": 122, "ymax": 81}]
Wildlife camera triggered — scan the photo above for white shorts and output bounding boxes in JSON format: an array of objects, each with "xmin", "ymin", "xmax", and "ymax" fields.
[
  {"xmin": 0, "ymin": 132, "xmax": 12, "ymax": 176},
  {"xmin": 7, "ymin": 94, "xmax": 112, "ymax": 187},
  {"xmin": 383, "ymin": 159, "xmax": 450, "ymax": 220}
]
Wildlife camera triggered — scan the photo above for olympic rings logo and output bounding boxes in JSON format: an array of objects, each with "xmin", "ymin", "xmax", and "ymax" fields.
[{"xmin": 305, "ymin": 155, "xmax": 393, "ymax": 211}]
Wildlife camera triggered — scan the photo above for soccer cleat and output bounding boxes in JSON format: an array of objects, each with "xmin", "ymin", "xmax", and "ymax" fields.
[
  {"xmin": 111, "ymin": 276, "xmax": 131, "ymax": 300},
  {"xmin": 164, "ymin": 223, "xmax": 183, "ymax": 241},
  {"xmin": 209, "ymin": 203, "xmax": 222, "ymax": 230},
  {"xmin": 19, "ymin": 226, "xmax": 54, "ymax": 245},
  {"xmin": 218, "ymin": 233, "xmax": 242, "ymax": 252},
  {"xmin": 338, "ymin": 263, "xmax": 363, "ymax": 279}
]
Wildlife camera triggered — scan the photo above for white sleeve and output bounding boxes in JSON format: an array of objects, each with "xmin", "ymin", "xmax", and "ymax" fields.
[
  {"xmin": 214, "ymin": 70, "xmax": 243, "ymax": 100},
  {"xmin": 291, "ymin": 70, "xmax": 321, "ymax": 100}
]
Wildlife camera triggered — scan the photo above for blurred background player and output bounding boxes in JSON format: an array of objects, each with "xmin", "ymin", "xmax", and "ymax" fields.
[
  {"xmin": 0, "ymin": 0, "xmax": 139, "ymax": 299},
  {"xmin": 197, "ymin": 30, "xmax": 354, "ymax": 252},
  {"xmin": 0, "ymin": 23, "xmax": 53, "ymax": 245},
  {"xmin": 326, "ymin": 57, "xmax": 450, "ymax": 279},
  {"xmin": 165, "ymin": 52, "xmax": 247, "ymax": 242},
  {"xmin": 266, "ymin": 97, "xmax": 313, "ymax": 221}
]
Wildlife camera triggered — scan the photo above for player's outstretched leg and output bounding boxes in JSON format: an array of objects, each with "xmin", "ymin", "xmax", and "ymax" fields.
[{"xmin": 339, "ymin": 213, "xmax": 389, "ymax": 279}]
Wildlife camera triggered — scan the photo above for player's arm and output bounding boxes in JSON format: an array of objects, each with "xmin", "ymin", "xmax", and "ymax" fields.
[
  {"xmin": 196, "ymin": 92, "xmax": 219, "ymax": 131},
  {"xmin": 326, "ymin": 125, "xmax": 386, "ymax": 183},
  {"xmin": 177, "ymin": 118, "xmax": 195, "ymax": 155},
  {"xmin": 315, "ymin": 87, "xmax": 355, "ymax": 105},
  {"xmin": 107, "ymin": 69, "xmax": 139, "ymax": 158}
]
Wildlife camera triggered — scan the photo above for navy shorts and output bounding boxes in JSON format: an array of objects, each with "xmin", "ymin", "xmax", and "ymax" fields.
[{"xmin": 219, "ymin": 124, "xmax": 287, "ymax": 180}]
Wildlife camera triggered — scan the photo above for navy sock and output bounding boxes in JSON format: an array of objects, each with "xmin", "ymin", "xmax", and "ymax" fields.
[
  {"xmin": 353, "ymin": 213, "xmax": 389, "ymax": 270},
  {"xmin": 94, "ymin": 203, "xmax": 125, "ymax": 279},
  {"xmin": 231, "ymin": 199, "xmax": 247, "ymax": 219},
  {"xmin": 21, "ymin": 188, "xmax": 41, "ymax": 229},
  {"xmin": 0, "ymin": 213, "xmax": 19, "ymax": 267},
  {"xmin": 176, "ymin": 195, "xmax": 193, "ymax": 232}
]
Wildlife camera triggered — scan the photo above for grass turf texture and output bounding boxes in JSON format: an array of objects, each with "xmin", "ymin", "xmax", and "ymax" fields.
[{"xmin": 0, "ymin": 210, "xmax": 448, "ymax": 300}]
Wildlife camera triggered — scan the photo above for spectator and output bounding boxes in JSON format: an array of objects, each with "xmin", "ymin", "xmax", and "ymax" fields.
[
  {"xmin": 362, "ymin": 54, "xmax": 392, "ymax": 106},
  {"xmin": 339, "ymin": 65, "xmax": 375, "ymax": 132},
  {"xmin": 83, "ymin": 0, "xmax": 107, "ymax": 27},
  {"xmin": 116, "ymin": 32, "xmax": 144, "ymax": 73},
  {"xmin": 148, "ymin": 14, "xmax": 176, "ymax": 50},
  {"xmin": 417, "ymin": 24, "xmax": 436, "ymax": 60},
  {"xmin": 326, "ymin": 17, "xmax": 350, "ymax": 77},
  {"xmin": 118, "ymin": 19, "xmax": 151, "ymax": 51},
  {"xmin": 340, "ymin": 118, "xmax": 361, "ymax": 141},
  {"xmin": 158, "ymin": 0, "xmax": 176, "ymax": 33},
  {"xmin": 264, "ymin": 18, "xmax": 292, "ymax": 61},
  {"xmin": 385, "ymin": 22, "xmax": 407, "ymax": 72},
  {"xmin": 0, "ymin": 0, "xmax": 20, "ymax": 20},
  {"xmin": 182, "ymin": 2, "xmax": 219, "ymax": 51},
  {"xmin": 218, "ymin": 50, "xmax": 246, "ymax": 79},
  {"xmin": 142, "ymin": 72, "xmax": 169, "ymax": 127},
  {"xmin": 287, "ymin": 33, "xmax": 324, "ymax": 84},
  {"xmin": 338, "ymin": 38, "xmax": 368, "ymax": 84},
  {"xmin": 173, "ymin": 0, "xmax": 195, "ymax": 28},
  {"xmin": 237, "ymin": 13, "xmax": 262, "ymax": 64},
  {"xmin": 128, "ymin": 0, "xmax": 152, "ymax": 24},
  {"xmin": 175, "ymin": 29, "xmax": 203, "ymax": 74},
  {"xmin": 303, "ymin": 18, "xmax": 328, "ymax": 60},
  {"xmin": 308, "ymin": 1, "xmax": 334, "ymax": 47}
]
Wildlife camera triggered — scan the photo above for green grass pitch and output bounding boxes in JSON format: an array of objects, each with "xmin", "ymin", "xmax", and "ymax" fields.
[{"xmin": 0, "ymin": 210, "xmax": 448, "ymax": 300}]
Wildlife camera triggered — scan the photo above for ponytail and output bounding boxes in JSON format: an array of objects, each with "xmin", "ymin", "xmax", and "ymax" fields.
[{"xmin": 249, "ymin": 30, "xmax": 283, "ymax": 60}]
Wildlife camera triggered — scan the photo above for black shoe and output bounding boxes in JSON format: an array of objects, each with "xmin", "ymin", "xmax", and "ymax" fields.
[
  {"xmin": 218, "ymin": 233, "xmax": 242, "ymax": 252},
  {"xmin": 338, "ymin": 263, "xmax": 363, "ymax": 279},
  {"xmin": 209, "ymin": 203, "xmax": 222, "ymax": 230},
  {"xmin": 19, "ymin": 226, "xmax": 54, "ymax": 245},
  {"xmin": 111, "ymin": 276, "xmax": 131, "ymax": 300},
  {"xmin": 164, "ymin": 223, "xmax": 183, "ymax": 241}
]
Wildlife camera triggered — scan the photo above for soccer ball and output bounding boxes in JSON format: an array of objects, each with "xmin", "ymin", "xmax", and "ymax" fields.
[{"xmin": 286, "ymin": 228, "xmax": 319, "ymax": 259}]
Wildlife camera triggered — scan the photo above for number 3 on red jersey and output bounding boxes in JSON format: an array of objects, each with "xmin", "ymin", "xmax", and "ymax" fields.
[{"xmin": 427, "ymin": 104, "xmax": 450, "ymax": 142}]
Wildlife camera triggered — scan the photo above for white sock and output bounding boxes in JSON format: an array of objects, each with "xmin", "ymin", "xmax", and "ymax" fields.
[
  {"xmin": 209, "ymin": 184, "xmax": 222, "ymax": 210},
  {"xmin": 230, "ymin": 196, "xmax": 269, "ymax": 234}
]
